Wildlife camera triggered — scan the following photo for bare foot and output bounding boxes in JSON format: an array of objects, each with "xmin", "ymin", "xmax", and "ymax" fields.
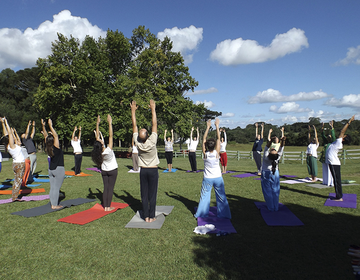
[
  {"xmin": 51, "ymin": 205, "xmax": 64, "ymax": 210},
  {"xmin": 145, "ymin": 217, "xmax": 150, "ymax": 223},
  {"xmin": 330, "ymin": 197, "xmax": 343, "ymax": 201},
  {"xmin": 104, "ymin": 207, "xmax": 116, "ymax": 211},
  {"xmin": 149, "ymin": 218, "xmax": 156, "ymax": 223}
]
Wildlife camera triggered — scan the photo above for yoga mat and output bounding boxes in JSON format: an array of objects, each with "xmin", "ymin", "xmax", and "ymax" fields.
[
  {"xmin": 232, "ymin": 173, "xmax": 258, "ymax": 178},
  {"xmin": 11, "ymin": 198, "xmax": 97, "ymax": 217},
  {"xmin": 186, "ymin": 170, "xmax": 203, "ymax": 173},
  {"xmin": 125, "ymin": 206, "xmax": 174, "ymax": 229},
  {"xmin": 58, "ymin": 202, "xmax": 129, "ymax": 225},
  {"xmin": 324, "ymin": 193, "xmax": 357, "ymax": 208},
  {"xmin": 254, "ymin": 202, "xmax": 304, "ymax": 226},
  {"xmin": 0, "ymin": 188, "xmax": 45, "ymax": 195},
  {"xmin": 86, "ymin": 167, "xmax": 101, "ymax": 173},
  {"xmin": 306, "ymin": 183, "xmax": 332, "ymax": 189},
  {"xmin": 163, "ymin": 168, "xmax": 177, "ymax": 173},
  {"xmin": 0, "ymin": 195, "xmax": 50, "ymax": 205},
  {"xmin": 33, "ymin": 177, "xmax": 50, "ymax": 183},
  {"xmin": 64, "ymin": 171, "xmax": 93, "ymax": 176},
  {"xmin": 196, "ymin": 207, "xmax": 237, "ymax": 234},
  {"xmin": 280, "ymin": 177, "xmax": 320, "ymax": 184}
]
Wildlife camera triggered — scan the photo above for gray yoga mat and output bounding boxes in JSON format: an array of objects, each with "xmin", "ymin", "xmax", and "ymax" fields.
[
  {"xmin": 11, "ymin": 198, "xmax": 97, "ymax": 217},
  {"xmin": 125, "ymin": 205, "xmax": 174, "ymax": 229}
]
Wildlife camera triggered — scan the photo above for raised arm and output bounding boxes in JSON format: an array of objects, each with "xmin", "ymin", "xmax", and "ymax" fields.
[
  {"xmin": 149, "ymin": 99, "xmax": 157, "ymax": 133},
  {"xmin": 223, "ymin": 128, "xmax": 227, "ymax": 143},
  {"xmin": 313, "ymin": 125, "xmax": 319, "ymax": 145},
  {"xmin": 308, "ymin": 125, "xmax": 311, "ymax": 144},
  {"xmin": 255, "ymin": 123, "xmax": 258, "ymax": 138},
  {"xmin": 215, "ymin": 118, "xmax": 221, "ymax": 154},
  {"xmin": 24, "ymin": 120, "xmax": 31, "ymax": 139},
  {"xmin": 48, "ymin": 119, "xmax": 59, "ymax": 148},
  {"xmin": 71, "ymin": 126, "xmax": 77, "ymax": 141},
  {"xmin": 41, "ymin": 119, "xmax": 48, "ymax": 142},
  {"xmin": 95, "ymin": 115, "xmax": 101, "ymax": 141},
  {"xmin": 78, "ymin": 126, "xmax": 81, "ymax": 140},
  {"xmin": 171, "ymin": 129, "xmax": 174, "ymax": 143},
  {"xmin": 338, "ymin": 115, "xmax": 355, "ymax": 139},
  {"xmin": 280, "ymin": 136, "xmax": 286, "ymax": 148},
  {"xmin": 190, "ymin": 127, "xmax": 194, "ymax": 141},
  {"xmin": 107, "ymin": 114, "xmax": 113, "ymax": 149},
  {"xmin": 330, "ymin": 120, "xmax": 336, "ymax": 141},
  {"xmin": 0, "ymin": 117, "xmax": 7, "ymax": 137},
  {"xmin": 30, "ymin": 121, "xmax": 35, "ymax": 139},
  {"xmin": 261, "ymin": 123, "xmax": 264, "ymax": 139},
  {"xmin": 196, "ymin": 127, "xmax": 199, "ymax": 140},
  {"xmin": 281, "ymin": 127, "xmax": 284, "ymax": 138},
  {"xmin": 202, "ymin": 120, "xmax": 211, "ymax": 154},
  {"xmin": 130, "ymin": 101, "xmax": 138, "ymax": 133},
  {"xmin": 13, "ymin": 128, "xmax": 22, "ymax": 145},
  {"xmin": 4, "ymin": 118, "xmax": 15, "ymax": 149},
  {"xmin": 164, "ymin": 129, "xmax": 167, "ymax": 142},
  {"xmin": 267, "ymin": 128, "xmax": 273, "ymax": 142}
]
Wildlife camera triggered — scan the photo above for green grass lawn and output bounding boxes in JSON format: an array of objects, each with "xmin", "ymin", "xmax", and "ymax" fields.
[{"xmin": 0, "ymin": 146, "xmax": 360, "ymax": 279}]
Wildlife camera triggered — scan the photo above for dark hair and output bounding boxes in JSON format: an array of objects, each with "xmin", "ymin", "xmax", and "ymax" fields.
[
  {"xmin": 206, "ymin": 138, "xmax": 216, "ymax": 152},
  {"xmin": 268, "ymin": 153, "xmax": 279, "ymax": 175},
  {"xmin": 45, "ymin": 135, "xmax": 54, "ymax": 157},
  {"xmin": 1, "ymin": 135, "xmax": 9, "ymax": 152},
  {"xmin": 91, "ymin": 141, "xmax": 103, "ymax": 167}
]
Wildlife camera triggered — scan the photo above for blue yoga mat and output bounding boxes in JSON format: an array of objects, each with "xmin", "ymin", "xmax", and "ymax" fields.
[{"xmin": 163, "ymin": 168, "xmax": 178, "ymax": 173}]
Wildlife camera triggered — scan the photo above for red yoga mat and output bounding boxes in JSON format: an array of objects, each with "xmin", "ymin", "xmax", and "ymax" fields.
[
  {"xmin": 0, "ymin": 188, "xmax": 46, "ymax": 195},
  {"xmin": 64, "ymin": 171, "xmax": 93, "ymax": 176},
  {"xmin": 57, "ymin": 202, "xmax": 129, "ymax": 225}
]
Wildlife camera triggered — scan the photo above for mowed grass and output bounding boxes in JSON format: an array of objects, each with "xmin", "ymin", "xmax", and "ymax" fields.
[{"xmin": 0, "ymin": 144, "xmax": 360, "ymax": 279}]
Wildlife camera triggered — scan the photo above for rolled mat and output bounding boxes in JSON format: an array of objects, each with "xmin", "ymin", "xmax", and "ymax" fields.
[
  {"xmin": 0, "ymin": 195, "xmax": 50, "ymax": 205},
  {"xmin": 254, "ymin": 202, "xmax": 304, "ymax": 226},
  {"xmin": 64, "ymin": 171, "xmax": 93, "ymax": 176},
  {"xmin": 196, "ymin": 206, "xmax": 237, "ymax": 234},
  {"xmin": 324, "ymin": 193, "xmax": 357, "ymax": 208},
  {"xmin": 0, "ymin": 188, "xmax": 45, "ymax": 195},
  {"xmin": 86, "ymin": 167, "xmax": 101, "ymax": 173},
  {"xmin": 11, "ymin": 198, "xmax": 97, "ymax": 217}
]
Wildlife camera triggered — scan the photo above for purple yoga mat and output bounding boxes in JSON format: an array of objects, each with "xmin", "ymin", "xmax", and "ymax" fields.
[
  {"xmin": 232, "ymin": 173, "xmax": 258, "ymax": 178},
  {"xmin": 86, "ymin": 167, "xmax": 101, "ymax": 173},
  {"xmin": 0, "ymin": 195, "xmax": 50, "ymax": 205},
  {"xmin": 186, "ymin": 170, "xmax": 203, "ymax": 173},
  {"xmin": 254, "ymin": 202, "xmax": 304, "ymax": 226},
  {"xmin": 324, "ymin": 193, "xmax": 357, "ymax": 208},
  {"xmin": 196, "ymin": 207, "xmax": 237, "ymax": 234}
]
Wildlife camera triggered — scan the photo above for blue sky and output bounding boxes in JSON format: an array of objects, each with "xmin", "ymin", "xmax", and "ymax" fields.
[{"xmin": 1, "ymin": 0, "xmax": 359, "ymax": 128}]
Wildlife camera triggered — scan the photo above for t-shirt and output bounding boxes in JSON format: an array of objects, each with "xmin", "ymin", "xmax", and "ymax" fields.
[
  {"xmin": 326, "ymin": 138, "xmax": 342, "ymax": 166},
  {"xmin": 134, "ymin": 132, "xmax": 160, "ymax": 167},
  {"xmin": 22, "ymin": 137, "xmax": 36, "ymax": 154},
  {"xmin": 49, "ymin": 146, "xmax": 64, "ymax": 170},
  {"xmin": 164, "ymin": 140, "xmax": 173, "ymax": 152},
  {"xmin": 203, "ymin": 150, "xmax": 222, "ymax": 179},
  {"xmin": 262, "ymin": 146, "xmax": 283, "ymax": 171},
  {"xmin": 270, "ymin": 142, "xmax": 280, "ymax": 151},
  {"xmin": 220, "ymin": 132, "xmax": 227, "ymax": 153},
  {"xmin": 189, "ymin": 139, "xmax": 199, "ymax": 151},
  {"xmin": 101, "ymin": 147, "xmax": 118, "ymax": 171},
  {"xmin": 252, "ymin": 138, "xmax": 263, "ymax": 152},
  {"xmin": 8, "ymin": 145, "xmax": 25, "ymax": 163},
  {"xmin": 71, "ymin": 140, "xmax": 83, "ymax": 154},
  {"xmin": 132, "ymin": 145, "xmax": 138, "ymax": 154},
  {"xmin": 306, "ymin": 143, "xmax": 319, "ymax": 158}
]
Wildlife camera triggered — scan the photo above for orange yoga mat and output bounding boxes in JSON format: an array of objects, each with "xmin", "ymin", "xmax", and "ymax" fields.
[
  {"xmin": 0, "ymin": 188, "xmax": 46, "ymax": 195},
  {"xmin": 65, "ymin": 171, "xmax": 93, "ymax": 176},
  {"xmin": 58, "ymin": 202, "xmax": 129, "ymax": 225}
]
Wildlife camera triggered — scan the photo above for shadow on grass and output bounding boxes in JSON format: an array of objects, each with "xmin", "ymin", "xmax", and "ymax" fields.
[
  {"xmin": 165, "ymin": 191, "xmax": 198, "ymax": 215},
  {"xmin": 280, "ymin": 185, "xmax": 329, "ymax": 199},
  {"xmin": 190, "ymin": 193, "xmax": 358, "ymax": 279},
  {"xmin": 87, "ymin": 188, "xmax": 103, "ymax": 204},
  {"xmin": 114, "ymin": 190, "xmax": 142, "ymax": 213}
]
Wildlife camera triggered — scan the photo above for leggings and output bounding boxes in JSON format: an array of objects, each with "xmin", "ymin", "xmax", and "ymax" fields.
[
  {"xmin": 329, "ymin": 164, "xmax": 342, "ymax": 199},
  {"xmin": 12, "ymin": 162, "xmax": 25, "ymax": 201},
  {"xmin": 220, "ymin": 152, "xmax": 227, "ymax": 167},
  {"xmin": 140, "ymin": 167, "xmax": 158, "ymax": 218},
  {"xmin": 189, "ymin": 152, "xmax": 197, "ymax": 172},
  {"xmin": 165, "ymin": 151, "xmax": 173, "ymax": 164},
  {"xmin": 253, "ymin": 151, "xmax": 262, "ymax": 172},
  {"xmin": 132, "ymin": 153, "xmax": 139, "ymax": 171},
  {"xmin": 29, "ymin": 153, "xmax": 37, "ymax": 175},
  {"xmin": 21, "ymin": 159, "xmax": 31, "ymax": 187},
  {"xmin": 49, "ymin": 166, "xmax": 65, "ymax": 206},
  {"xmin": 74, "ymin": 154, "xmax": 82, "ymax": 175},
  {"xmin": 101, "ymin": 168, "xmax": 118, "ymax": 207}
]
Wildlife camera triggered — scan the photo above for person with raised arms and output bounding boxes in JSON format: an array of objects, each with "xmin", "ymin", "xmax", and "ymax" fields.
[
  {"xmin": 131, "ymin": 99, "xmax": 159, "ymax": 223},
  {"xmin": 252, "ymin": 123, "xmax": 264, "ymax": 176},
  {"xmin": 306, "ymin": 125, "xmax": 319, "ymax": 182},
  {"xmin": 319, "ymin": 121, "xmax": 336, "ymax": 186},
  {"xmin": 188, "ymin": 127, "xmax": 199, "ymax": 172},
  {"xmin": 21, "ymin": 120, "xmax": 37, "ymax": 176},
  {"xmin": 71, "ymin": 126, "xmax": 83, "ymax": 175},
  {"xmin": 219, "ymin": 128, "xmax": 228, "ymax": 174},
  {"xmin": 164, "ymin": 129, "xmax": 174, "ymax": 172}
]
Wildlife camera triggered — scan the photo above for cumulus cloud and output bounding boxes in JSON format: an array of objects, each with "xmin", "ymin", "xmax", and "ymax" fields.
[
  {"xmin": 210, "ymin": 28, "xmax": 309, "ymax": 66},
  {"xmin": 269, "ymin": 102, "xmax": 312, "ymax": 114},
  {"xmin": 157, "ymin": 25, "xmax": 203, "ymax": 64},
  {"xmin": 336, "ymin": 45, "xmax": 360, "ymax": 65},
  {"xmin": 221, "ymin": 113, "xmax": 235, "ymax": 118},
  {"xmin": 248, "ymin": 88, "xmax": 329, "ymax": 104},
  {"xmin": 185, "ymin": 87, "xmax": 218, "ymax": 96},
  {"xmin": 0, "ymin": 10, "xmax": 106, "ymax": 70},
  {"xmin": 195, "ymin": 100, "xmax": 215, "ymax": 108},
  {"xmin": 325, "ymin": 94, "xmax": 360, "ymax": 108}
]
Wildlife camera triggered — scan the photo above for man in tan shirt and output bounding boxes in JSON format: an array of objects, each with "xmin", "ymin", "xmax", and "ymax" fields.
[{"xmin": 131, "ymin": 99, "xmax": 159, "ymax": 223}]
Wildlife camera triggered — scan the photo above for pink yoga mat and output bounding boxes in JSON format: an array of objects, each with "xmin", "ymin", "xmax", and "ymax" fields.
[{"xmin": 0, "ymin": 195, "xmax": 50, "ymax": 204}]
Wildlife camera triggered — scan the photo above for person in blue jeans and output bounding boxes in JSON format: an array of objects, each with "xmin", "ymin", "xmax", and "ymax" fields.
[{"xmin": 194, "ymin": 118, "xmax": 231, "ymax": 219}]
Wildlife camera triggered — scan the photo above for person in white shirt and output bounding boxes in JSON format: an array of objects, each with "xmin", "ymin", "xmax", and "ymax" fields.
[
  {"xmin": 164, "ymin": 129, "xmax": 174, "ymax": 172},
  {"xmin": 261, "ymin": 135, "xmax": 286, "ymax": 211},
  {"xmin": 131, "ymin": 137, "xmax": 139, "ymax": 172},
  {"xmin": 71, "ymin": 126, "xmax": 83, "ymax": 175},
  {"xmin": 194, "ymin": 118, "xmax": 231, "ymax": 219},
  {"xmin": 325, "ymin": 115, "xmax": 355, "ymax": 201},
  {"xmin": 1, "ymin": 117, "xmax": 25, "ymax": 202},
  {"xmin": 188, "ymin": 127, "xmax": 199, "ymax": 172},
  {"xmin": 131, "ymin": 99, "xmax": 159, "ymax": 223},
  {"xmin": 92, "ymin": 115, "xmax": 118, "ymax": 211},
  {"xmin": 306, "ymin": 125, "xmax": 319, "ymax": 182},
  {"xmin": 219, "ymin": 128, "xmax": 228, "ymax": 174},
  {"xmin": 268, "ymin": 127, "xmax": 284, "ymax": 152}
]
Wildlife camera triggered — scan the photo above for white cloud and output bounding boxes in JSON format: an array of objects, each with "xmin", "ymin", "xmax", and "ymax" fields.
[
  {"xmin": 221, "ymin": 113, "xmax": 235, "ymax": 118},
  {"xmin": 157, "ymin": 25, "xmax": 203, "ymax": 64},
  {"xmin": 269, "ymin": 102, "xmax": 312, "ymax": 114},
  {"xmin": 248, "ymin": 88, "xmax": 329, "ymax": 104},
  {"xmin": 210, "ymin": 28, "xmax": 309, "ymax": 66},
  {"xmin": 325, "ymin": 94, "xmax": 360, "ymax": 108},
  {"xmin": 195, "ymin": 100, "xmax": 215, "ymax": 108},
  {"xmin": 0, "ymin": 10, "xmax": 106, "ymax": 70},
  {"xmin": 185, "ymin": 87, "xmax": 218, "ymax": 96},
  {"xmin": 336, "ymin": 45, "xmax": 360, "ymax": 65}
]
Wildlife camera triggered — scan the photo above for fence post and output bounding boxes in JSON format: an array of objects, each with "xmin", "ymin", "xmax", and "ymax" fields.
[
  {"xmin": 343, "ymin": 149, "xmax": 346, "ymax": 165},
  {"xmin": 301, "ymin": 151, "xmax": 304, "ymax": 165},
  {"xmin": 282, "ymin": 151, "xmax": 285, "ymax": 164},
  {"xmin": 237, "ymin": 151, "xmax": 240, "ymax": 161}
]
